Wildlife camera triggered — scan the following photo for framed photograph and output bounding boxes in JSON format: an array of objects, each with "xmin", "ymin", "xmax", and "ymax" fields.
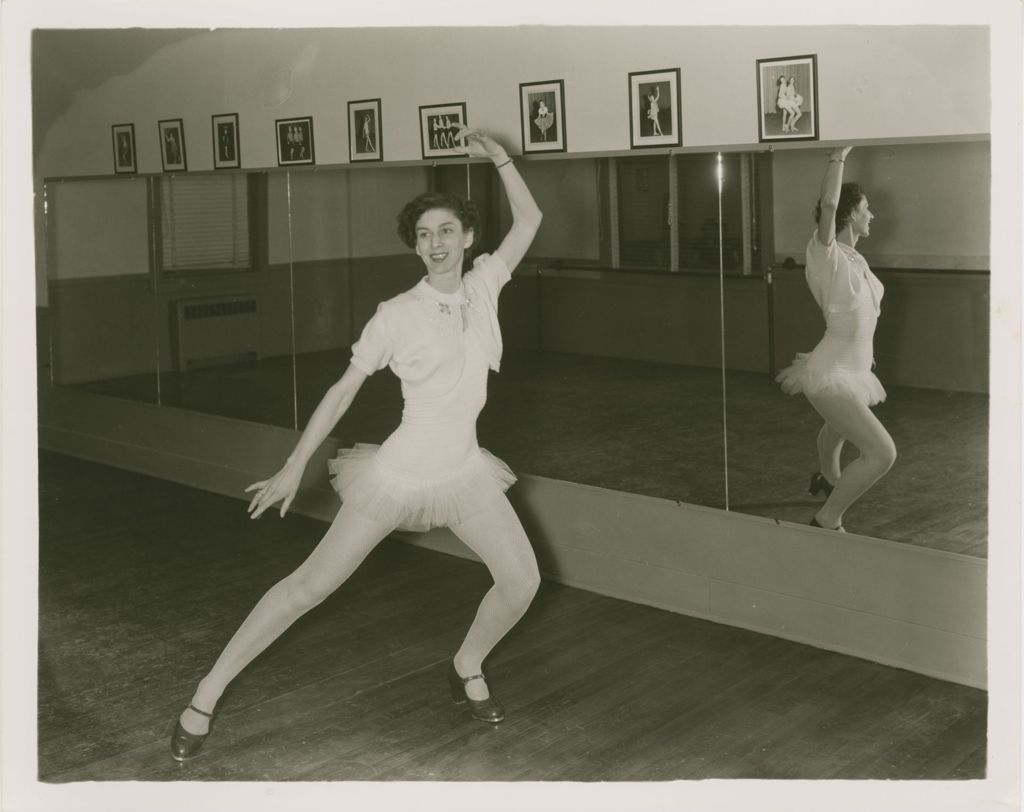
[
  {"xmin": 158, "ymin": 118, "xmax": 188, "ymax": 172},
  {"xmin": 348, "ymin": 98, "xmax": 383, "ymax": 162},
  {"xmin": 419, "ymin": 102, "xmax": 467, "ymax": 160},
  {"xmin": 756, "ymin": 54, "xmax": 819, "ymax": 142},
  {"xmin": 211, "ymin": 113, "xmax": 240, "ymax": 169},
  {"xmin": 628, "ymin": 68, "xmax": 681, "ymax": 149},
  {"xmin": 111, "ymin": 123, "xmax": 136, "ymax": 174},
  {"xmin": 275, "ymin": 116, "xmax": 315, "ymax": 166},
  {"xmin": 519, "ymin": 79, "xmax": 567, "ymax": 154}
]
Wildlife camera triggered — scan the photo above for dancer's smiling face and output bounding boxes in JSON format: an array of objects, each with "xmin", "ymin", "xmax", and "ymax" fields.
[{"xmin": 414, "ymin": 208, "xmax": 474, "ymax": 276}]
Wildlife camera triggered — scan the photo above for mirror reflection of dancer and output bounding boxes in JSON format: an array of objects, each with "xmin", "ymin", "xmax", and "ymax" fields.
[
  {"xmin": 646, "ymin": 86, "xmax": 663, "ymax": 136},
  {"xmin": 170, "ymin": 125, "xmax": 544, "ymax": 762},
  {"xmin": 533, "ymin": 99, "xmax": 553, "ymax": 141},
  {"xmin": 775, "ymin": 147, "xmax": 894, "ymax": 532}
]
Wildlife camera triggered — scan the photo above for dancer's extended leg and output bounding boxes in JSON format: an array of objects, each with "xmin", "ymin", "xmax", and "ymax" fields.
[{"xmin": 179, "ymin": 502, "xmax": 396, "ymax": 734}]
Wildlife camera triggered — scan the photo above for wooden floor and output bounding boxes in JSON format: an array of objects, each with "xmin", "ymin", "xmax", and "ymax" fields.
[
  {"xmin": 37, "ymin": 451, "xmax": 987, "ymax": 782},
  {"xmin": 68, "ymin": 347, "xmax": 989, "ymax": 556}
]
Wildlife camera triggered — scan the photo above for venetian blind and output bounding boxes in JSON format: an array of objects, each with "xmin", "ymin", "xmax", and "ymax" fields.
[{"xmin": 160, "ymin": 174, "xmax": 250, "ymax": 271}]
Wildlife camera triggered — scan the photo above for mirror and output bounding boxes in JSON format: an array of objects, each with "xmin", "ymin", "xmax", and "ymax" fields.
[
  {"xmin": 44, "ymin": 176, "xmax": 161, "ymax": 405},
  {"xmin": 154, "ymin": 169, "xmax": 296, "ymax": 427},
  {"xmin": 43, "ymin": 169, "xmax": 301, "ymax": 432},
  {"xmin": 722, "ymin": 140, "xmax": 989, "ymax": 557},
  {"xmin": 41, "ymin": 150, "xmax": 734, "ymax": 514}
]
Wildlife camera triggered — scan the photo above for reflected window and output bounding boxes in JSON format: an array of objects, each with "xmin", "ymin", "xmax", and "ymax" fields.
[
  {"xmin": 607, "ymin": 153, "xmax": 769, "ymax": 275},
  {"xmin": 159, "ymin": 174, "xmax": 253, "ymax": 272},
  {"xmin": 616, "ymin": 156, "xmax": 670, "ymax": 268}
]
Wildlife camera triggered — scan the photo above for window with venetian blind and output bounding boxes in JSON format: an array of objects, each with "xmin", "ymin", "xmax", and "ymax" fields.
[{"xmin": 159, "ymin": 174, "xmax": 251, "ymax": 272}]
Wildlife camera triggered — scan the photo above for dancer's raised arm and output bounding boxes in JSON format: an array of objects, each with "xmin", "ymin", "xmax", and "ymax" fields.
[{"xmin": 454, "ymin": 126, "xmax": 543, "ymax": 271}]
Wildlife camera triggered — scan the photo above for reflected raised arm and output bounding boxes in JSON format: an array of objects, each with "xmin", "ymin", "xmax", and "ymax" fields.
[
  {"xmin": 453, "ymin": 125, "xmax": 543, "ymax": 271},
  {"xmin": 816, "ymin": 146, "xmax": 853, "ymax": 246}
]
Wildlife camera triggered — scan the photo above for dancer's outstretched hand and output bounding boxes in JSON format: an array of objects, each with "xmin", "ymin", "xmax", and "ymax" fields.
[
  {"xmin": 245, "ymin": 463, "xmax": 303, "ymax": 519},
  {"xmin": 452, "ymin": 125, "xmax": 508, "ymax": 162}
]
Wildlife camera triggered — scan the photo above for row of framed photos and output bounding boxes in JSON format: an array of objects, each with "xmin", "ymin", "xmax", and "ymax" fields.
[{"xmin": 111, "ymin": 55, "xmax": 818, "ymax": 174}]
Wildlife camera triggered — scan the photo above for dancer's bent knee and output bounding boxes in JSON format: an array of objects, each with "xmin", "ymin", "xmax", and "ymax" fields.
[{"xmin": 279, "ymin": 571, "xmax": 339, "ymax": 614}]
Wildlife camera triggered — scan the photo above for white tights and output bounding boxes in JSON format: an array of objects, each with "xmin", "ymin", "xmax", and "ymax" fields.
[
  {"xmin": 807, "ymin": 393, "xmax": 897, "ymax": 530},
  {"xmin": 182, "ymin": 492, "xmax": 539, "ymax": 731}
]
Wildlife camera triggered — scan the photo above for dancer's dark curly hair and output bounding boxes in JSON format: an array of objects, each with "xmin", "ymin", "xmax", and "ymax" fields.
[
  {"xmin": 396, "ymin": 192, "xmax": 480, "ymax": 249},
  {"xmin": 814, "ymin": 182, "xmax": 865, "ymax": 231}
]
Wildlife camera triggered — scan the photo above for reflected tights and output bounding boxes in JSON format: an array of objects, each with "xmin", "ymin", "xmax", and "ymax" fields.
[
  {"xmin": 807, "ymin": 393, "xmax": 897, "ymax": 530},
  {"xmin": 179, "ymin": 494, "xmax": 539, "ymax": 735}
]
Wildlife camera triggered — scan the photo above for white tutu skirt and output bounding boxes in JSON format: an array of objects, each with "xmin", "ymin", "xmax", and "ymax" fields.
[
  {"xmin": 776, "ymin": 353, "xmax": 886, "ymax": 407},
  {"xmin": 327, "ymin": 442, "xmax": 517, "ymax": 532}
]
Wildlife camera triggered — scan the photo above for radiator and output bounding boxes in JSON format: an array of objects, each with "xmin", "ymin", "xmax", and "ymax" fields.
[{"xmin": 176, "ymin": 295, "xmax": 260, "ymax": 369}]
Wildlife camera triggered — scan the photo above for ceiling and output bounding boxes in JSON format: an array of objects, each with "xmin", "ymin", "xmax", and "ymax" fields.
[{"xmin": 31, "ymin": 28, "xmax": 205, "ymax": 158}]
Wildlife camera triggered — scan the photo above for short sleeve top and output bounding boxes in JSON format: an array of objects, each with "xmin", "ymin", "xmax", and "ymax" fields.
[
  {"xmin": 348, "ymin": 252, "xmax": 512, "ymax": 397},
  {"xmin": 804, "ymin": 231, "xmax": 883, "ymax": 316}
]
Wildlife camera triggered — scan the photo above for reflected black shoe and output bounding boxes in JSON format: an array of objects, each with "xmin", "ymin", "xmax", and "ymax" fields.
[
  {"xmin": 447, "ymin": 661, "xmax": 505, "ymax": 724},
  {"xmin": 810, "ymin": 517, "xmax": 845, "ymax": 533},
  {"xmin": 170, "ymin": 703, "xmax": 215, "ymax": 762},
  {"xmin": 808, "ymin": 472, "xmax": 835, "ymax": 498}
]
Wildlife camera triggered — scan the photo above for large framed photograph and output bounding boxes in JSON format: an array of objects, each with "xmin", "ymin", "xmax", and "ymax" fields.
[
  {"xmin": 275, "ymin": 116, "xmax": 315, "ymax": 166},
  {"xmin": 419, "ymin": 102, "xmax": 467, "ymax": 160},
  {"xmin": 757, "ymin": 54, "xmax": 819, "ymax": 142},
  {"xmin": 519, "ymin": 79, "xmax": 566, "ymax": 154},
  {"xmin": 628, "ymin": 68, "xmax": 681, "ymax": 149},
  {"xmin": 111, "ymin": 123, "xmax": 137, "ymax": 174},
  {"xmin": 158, "ymin": 118, "xmax": 187, "ymax": 172},
  {"xmin": 211, "ymin": 113, "xmax": 240, "ymax": 169},
  {"xmin": 348, "ymin": 98, "xmax": 382, "ymax": 162}
]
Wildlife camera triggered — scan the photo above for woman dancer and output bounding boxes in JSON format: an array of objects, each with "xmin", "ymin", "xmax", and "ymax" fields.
[
  {"xmin": 785, "ymin": 77, "xmax": 804, "ymax": 132},
  {"xmin": 646, "ymin": 86, "xmax": 663, "ymax": 136},
  {"xmin": 775, "ymin": 147, "xmax": 895, "ymax": 532},
  {"xmin": 534, "ymin": 99, "xmax": 554, "ymax": 141},
  {"xmin": 776, "ymin": 76, "xmax": 792, "ymax": 133},
  {"xmin": 171, "ymin": 126, "xmax": 543, "ymax": 761}
]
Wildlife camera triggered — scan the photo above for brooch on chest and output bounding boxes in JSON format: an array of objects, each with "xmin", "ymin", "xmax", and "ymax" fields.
[{"xmin": 427, "ymin": 291, "xmax": 476, "ymax": 333}]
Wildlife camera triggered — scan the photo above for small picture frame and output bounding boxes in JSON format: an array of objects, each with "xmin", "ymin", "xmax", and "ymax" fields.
[
  {"xmin": 275, "ymin": 116, "xmax": 315, "ymax": 166},
  {"xmin": 519, "ymin": 80, "xmax": 567, "ymax": 154},
  {"xmin": 111, "ymin": 123, "xmax": 137, "ymax": 174},
  {"xmin": 756, "ymin": 54, "xmax": 819, "ymax": 142},
  {"xmin": 158, "ymin": 118, "xmax": 188, "ymax": 172},
  {"xmin": 211, "ymin": 113, "xmax": 240, "ymax": 169},
  {"xmin": 628, "ymin": 68, "xmax": 681, "ymax": 149},
  {"xmin": 419, "ymin": 102, "xmax": 467, "ymax": 160},
  {"xmin": 348, "ymin": 99, "xmax": 383, "ymax": 162}
]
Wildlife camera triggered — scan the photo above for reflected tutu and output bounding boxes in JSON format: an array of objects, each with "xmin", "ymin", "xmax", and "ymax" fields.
[
  {"xmin": 776, "ymin": 353, "xmax": 886, "ymax": 407},
  {"xmin": 327, "ymin": 443, "xmax": 517, "ymax": 532}
]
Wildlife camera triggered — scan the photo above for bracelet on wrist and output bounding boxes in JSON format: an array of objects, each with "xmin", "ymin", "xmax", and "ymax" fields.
[{"xmin": 494, "ymin": 157, "xmax": 513, "ymax": 169}]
